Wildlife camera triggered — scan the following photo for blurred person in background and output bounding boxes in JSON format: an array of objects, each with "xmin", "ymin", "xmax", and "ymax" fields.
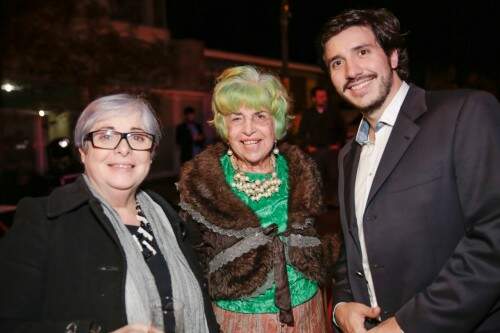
[
  {"xmin": 298, "ymin": 86, "xmax": 345, "ymax": 207},
  {"xmin": 176, "ymin": 106, "xmax": 205, "ymax": 164}
]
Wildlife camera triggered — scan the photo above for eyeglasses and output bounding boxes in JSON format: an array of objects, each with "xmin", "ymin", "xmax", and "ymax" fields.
[{"xmin": 84, "ymin": 130, "xmax": 155, "ymax": 151}]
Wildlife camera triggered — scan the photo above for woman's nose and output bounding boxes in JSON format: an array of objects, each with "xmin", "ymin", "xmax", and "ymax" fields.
[
  {"xmin": 115, "ymin": 137, "xmax": 131, "ymax": 155},
  {"xmin": 242, "ymin": 118, "xmax": 256, "ymax": 135}
]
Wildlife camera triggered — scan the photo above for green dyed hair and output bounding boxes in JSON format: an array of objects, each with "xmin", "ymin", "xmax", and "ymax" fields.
[{"xmin": 211, "ymin": 65, "xmax": 292, "ymax": 140}]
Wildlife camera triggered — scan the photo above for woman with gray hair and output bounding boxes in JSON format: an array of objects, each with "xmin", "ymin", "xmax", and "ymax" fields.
[{"xmin": 0, "ymin": 94, "xmax": 219, "ymax": 333}]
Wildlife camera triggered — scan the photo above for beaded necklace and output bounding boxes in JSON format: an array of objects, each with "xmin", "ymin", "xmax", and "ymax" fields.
[
  {"xmin": 230, "ymin": 154, "xmax": 282, "ymax": 201},
  {"xmin": 131, "ymin": 201, "xmax": 157, "ymax": 260}
]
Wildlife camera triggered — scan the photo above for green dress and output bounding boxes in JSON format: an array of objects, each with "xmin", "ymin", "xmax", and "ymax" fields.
[{"xmin": 214, "ymin": 153, "xmax": 318, "ymax": 313}]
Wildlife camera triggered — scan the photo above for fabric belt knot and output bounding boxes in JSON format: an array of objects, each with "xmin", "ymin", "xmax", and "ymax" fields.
[{"xmin": 264, "ymin": 224, "xmax": 294, "ymax": 326}]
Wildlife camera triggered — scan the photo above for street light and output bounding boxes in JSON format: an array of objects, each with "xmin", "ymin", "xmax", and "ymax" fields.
[
  {"xmin": 1, "ymin": 82, "xmax": 22, "ymax": 92},
  {"xmin": 58, "ymin": 138, "xmax": 70, "ymax": 148}
]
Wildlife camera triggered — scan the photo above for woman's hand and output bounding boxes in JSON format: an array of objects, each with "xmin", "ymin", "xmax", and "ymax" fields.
[{"xmin": 111, "ymin": 324, "xmax": 163, "ymax": 333}]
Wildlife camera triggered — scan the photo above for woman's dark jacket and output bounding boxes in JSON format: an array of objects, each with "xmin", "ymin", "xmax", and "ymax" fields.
[
  {"xmin": 0, "ymin": 176, "xmax": 219, "ymax": 333},
  {"xmin": 178, "ymin": 143, "xmax": 340, "ymax": 300}
]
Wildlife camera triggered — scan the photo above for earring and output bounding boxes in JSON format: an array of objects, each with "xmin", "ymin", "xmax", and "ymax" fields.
[
  {"xmin": 273, "ymin": 141, "xmax": 279, "ymax": 155},
  {"xmin": 227, "ymin": 148, "xmax": 233, "ymax": 156}
]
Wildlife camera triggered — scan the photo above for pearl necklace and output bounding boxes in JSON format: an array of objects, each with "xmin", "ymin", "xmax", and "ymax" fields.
[{"xmin": 230, "ymin": 155, "xmax": 282, "ymax": 201}]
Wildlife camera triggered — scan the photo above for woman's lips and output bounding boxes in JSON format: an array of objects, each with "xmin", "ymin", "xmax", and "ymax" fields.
[
  {"xmin": 241, "ymin": 139, "xmax": 260, "ymax": 145},
  {"xmin": 108, "ymin": 163, "xmax": 134, "ymax": 169}
]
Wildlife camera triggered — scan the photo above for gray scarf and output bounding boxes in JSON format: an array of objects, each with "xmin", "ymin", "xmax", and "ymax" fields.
[{"xmin": 84, "ymin": 176, "xmax": 209, "ymax": 332}]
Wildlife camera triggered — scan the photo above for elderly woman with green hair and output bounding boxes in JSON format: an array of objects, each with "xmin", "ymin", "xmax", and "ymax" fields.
[{"xmin": 178, "ymin": 66, "xmax": 339, "ymax": 332}]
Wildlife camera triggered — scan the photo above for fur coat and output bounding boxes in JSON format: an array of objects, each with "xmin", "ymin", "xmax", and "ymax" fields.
[{"xmin": 178, "ymin": 142, "xmax": 339, "ymax": 300}]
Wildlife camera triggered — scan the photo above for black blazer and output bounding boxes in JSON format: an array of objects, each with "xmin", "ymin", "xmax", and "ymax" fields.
[
  {"xmin": 334, "ymin": 85, "xmax": 500, "ymax": 332},
  {"xmin": 0, "ymin": 176, "xmax": 219, "ymax": 333}
]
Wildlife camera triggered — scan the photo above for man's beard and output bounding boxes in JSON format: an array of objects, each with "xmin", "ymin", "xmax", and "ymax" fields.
[{"xmin": 341, "ymin": 69, "xmax": 393, "ymax": 116}]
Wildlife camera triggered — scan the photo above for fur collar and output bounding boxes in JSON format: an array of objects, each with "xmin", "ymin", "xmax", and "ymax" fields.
[{"xmin": 178, "ymin": 142, "xmax": 324, "ymax": 231}]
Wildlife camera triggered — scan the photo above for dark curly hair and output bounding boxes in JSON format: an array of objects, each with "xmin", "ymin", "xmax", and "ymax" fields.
[{"xmin": 320, "ymin": 8, "xmax": 409, "ymax": 80}]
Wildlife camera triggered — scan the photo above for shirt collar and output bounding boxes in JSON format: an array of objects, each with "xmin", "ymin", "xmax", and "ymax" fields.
[{"xmin": 355, "ymin": 81, "xmax": 410, "ymax": 145}]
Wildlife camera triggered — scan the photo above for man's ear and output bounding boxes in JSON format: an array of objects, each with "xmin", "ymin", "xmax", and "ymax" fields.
[{"xmin": 389, "ymin": 49, "xmax": 399, "ymax": 70}]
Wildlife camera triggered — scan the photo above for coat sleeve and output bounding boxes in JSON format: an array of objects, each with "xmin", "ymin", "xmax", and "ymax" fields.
[
  {"xmin": 178, "ymin": 210, "xmax": 212, "ymax": 274},
  {"xmin": 396, "ymin": 92, "xmax": 500, "ymax": 332},
  {"xmin": 319, "ymin": 232, "xmax": 341, "ymax": 280},
  {"xmin": 332, "ymin": 239, "xmax": 354, "ymax": 305},
  {"xmin": 0, "ymin": 198, "xmax": 97, "ymax": 332},
  {"xmin": 286, "ymin": 221, "xmax": 340, "ymax": 285}
]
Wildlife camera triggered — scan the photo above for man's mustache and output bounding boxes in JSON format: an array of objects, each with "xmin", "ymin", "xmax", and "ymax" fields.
[{"xmin": 343, "ymin": 74, "xmax": 377, "ymax": 92}]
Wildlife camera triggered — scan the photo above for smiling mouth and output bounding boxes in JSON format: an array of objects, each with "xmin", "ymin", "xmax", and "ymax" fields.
[
  {"xmin": 242, "ymin": 140, "xmax": 260, "ymax": 145},
  {"xmin": 344, "ymin": 75, "xmax": 376, "ymax": 92},
  {"xmin": 108, "ymin": 163, "xmax": 134, "ymax": 169}
]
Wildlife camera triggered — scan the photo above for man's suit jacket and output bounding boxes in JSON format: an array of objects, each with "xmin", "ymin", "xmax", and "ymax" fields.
[{"xmin": 334, "ymin": 84, "xmax": 500, "ymax": 332}]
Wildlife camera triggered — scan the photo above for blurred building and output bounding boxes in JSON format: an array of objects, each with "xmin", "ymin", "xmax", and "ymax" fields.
[{"xmin": 1, "ymin": 0, "xmax": 330, "ymax": 183}]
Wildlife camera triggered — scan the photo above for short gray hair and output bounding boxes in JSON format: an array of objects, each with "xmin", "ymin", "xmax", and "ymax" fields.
[{"xmin": 74, "ymin": 94, "xmax": 162, "ymax": 150}]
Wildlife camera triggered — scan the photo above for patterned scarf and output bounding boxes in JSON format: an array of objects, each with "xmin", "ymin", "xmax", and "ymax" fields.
[{"xmin": 84, "ymin": 175, "xmax": 209, "ymax": 332}]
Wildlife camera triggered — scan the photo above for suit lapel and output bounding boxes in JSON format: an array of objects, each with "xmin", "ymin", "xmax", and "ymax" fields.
[
  {"xmin": 366, "ymin": 85, "xmax": 427, "ymax": 206},
  {"xmin": 340, "ymin": 140, "xmax": 362, "ymax": 251},
  {"xmin": 345, "ymin": 143, "xmax": 361, "ymax": 229}
]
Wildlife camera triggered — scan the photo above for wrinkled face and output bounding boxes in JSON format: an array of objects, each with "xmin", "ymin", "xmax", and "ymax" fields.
[
  {"xmin": 314, "ymin": 89, "xmax": 328, "ymax": 108},
  {"xmin": 226, "ymin": 106, "xmax": 276, "ymax": 172},
  {"xmin": 324, "ymin": 26, "xmax": 399, "ymax": 114},
  {"xmin": 79, "ymin": 111, "xmax": 152, "ymax": 199}
]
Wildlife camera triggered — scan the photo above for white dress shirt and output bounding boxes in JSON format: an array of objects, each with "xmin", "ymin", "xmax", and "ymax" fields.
[{"xmin": 354, "ymin": 81, "xmax": 410, "ymax": 308}]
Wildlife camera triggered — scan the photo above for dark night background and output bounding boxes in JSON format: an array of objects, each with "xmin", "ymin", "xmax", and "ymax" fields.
[
  {"xmin": 0, "ymin": 3, "xmax": 499, "ymax": 331},
  {"xmin": 2, "ymin": 1, "xmax": 499, "ymax": 86},
  {"xmin": 0, "ymin": 0, "xmax": 499, "ymax": 219},
  {"xmin": 167, "ymin": 0, "xmax": 500, "ymax": 85}
]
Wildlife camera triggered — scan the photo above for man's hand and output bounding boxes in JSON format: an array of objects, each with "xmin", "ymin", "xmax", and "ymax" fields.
[
  {"xmin": 334, "ymin": 302, "xmax": 381, "ymax": 333},
  {"xmin": 368, "ymin": 317, "xmax": 402, "ymax": 333}
]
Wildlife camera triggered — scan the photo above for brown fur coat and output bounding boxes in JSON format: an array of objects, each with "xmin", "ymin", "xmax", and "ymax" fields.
[{"xmin": 178, "ymin": 142, "xmax": 339, "ymax": 300}]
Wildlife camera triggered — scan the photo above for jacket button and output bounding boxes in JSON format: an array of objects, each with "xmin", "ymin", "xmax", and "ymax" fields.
[
  {"xmin": 465, "ymin": 225, "xmax": 473, "ymax": 235},
  {"xmin": 355, "ymin": 271, "xmax": 364, "ymax": 278},
  {"xmin": 89, "ymin": 322, "xmax": 103, "ymax": 333},
  {"xmin": 365, "ymin": 215, "xmax": 377, "ymax": 222},
  {"xmin": 65, "ymin": 322, "xmax": 78, "ymax": 333},
  {"xmin": 98, "ymin": 265, "xmax": 119, "ymax": 272}
]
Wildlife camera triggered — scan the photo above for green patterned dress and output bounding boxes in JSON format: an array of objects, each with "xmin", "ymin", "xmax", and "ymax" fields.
[{"xmin": 214, "ymin": 153, "xmax": 318, "ymax": 313}]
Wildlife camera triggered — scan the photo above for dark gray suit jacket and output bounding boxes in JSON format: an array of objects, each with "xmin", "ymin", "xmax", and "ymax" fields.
[{"xmin": 334, "ymin": 84, "xmax": 500, "ymax": 332}]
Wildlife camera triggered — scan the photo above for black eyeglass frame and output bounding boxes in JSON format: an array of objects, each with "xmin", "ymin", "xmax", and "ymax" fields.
[{"xmin": 84, "ymin": 130, "xmax": 156, "ymax": 151}]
